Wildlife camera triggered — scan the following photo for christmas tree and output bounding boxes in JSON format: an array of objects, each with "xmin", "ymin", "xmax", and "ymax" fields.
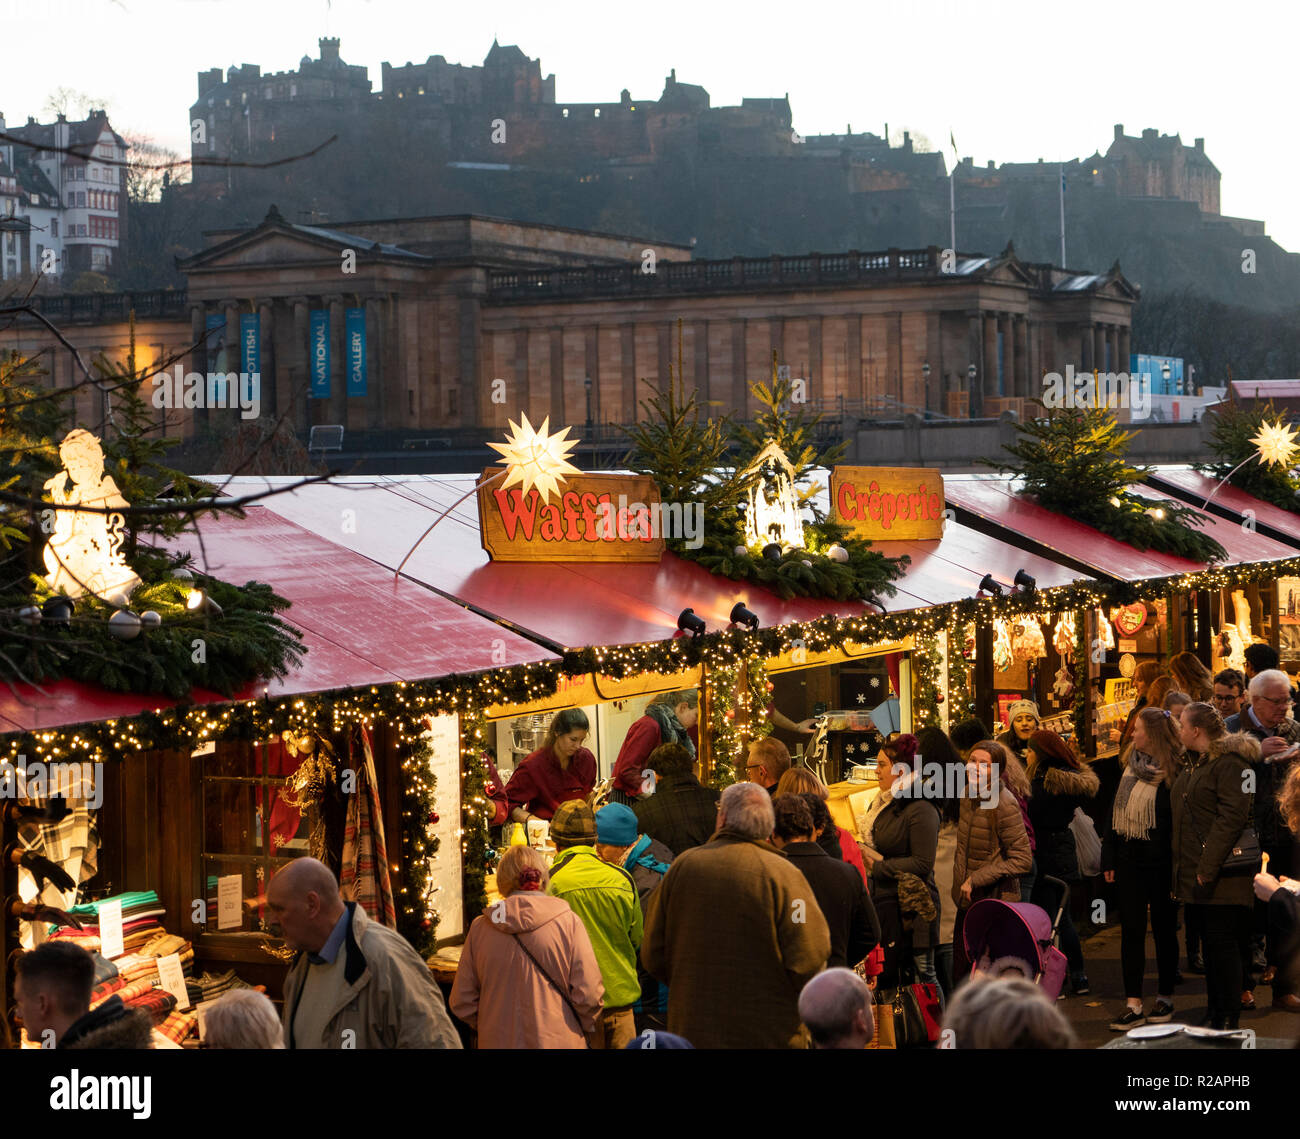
[{"xmin": 993, "ymin": 405, "xmax": 1226, "ymax": 561}]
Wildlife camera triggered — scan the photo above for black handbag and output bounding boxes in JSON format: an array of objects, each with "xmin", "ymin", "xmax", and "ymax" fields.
[
  {"xmin": 1183, "ymin": 792, "xmax": 1261, "ymax": 876},
  {"xmin": 877, "ymin": 984, "xmax": 942, "ymax": 1048}
]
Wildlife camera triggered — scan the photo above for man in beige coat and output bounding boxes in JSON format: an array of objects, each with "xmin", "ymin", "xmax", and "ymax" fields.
[
  {"xmin": 271, "ymin": 858, "xmax": 461, "ymax": 1049},
  {"xmin": 642, "ymin": 781, "xmax": 831, "ymax": 1048}
]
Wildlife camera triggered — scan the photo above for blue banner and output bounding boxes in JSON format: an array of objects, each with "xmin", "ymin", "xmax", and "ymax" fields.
[
  {"xmin": 205, "ymin": 313, "xmax": 228, "ymax": 403},
  {"xmin": 239, "ymin": 313, "xmax": 260, "ymax": 414},
  {"xmin": 345, "ymin": 306, "xmax": 366, "ymax": 397},
  {"xmin": 309, "ymin": 310, "xmax": 330, "ymax": 399}
]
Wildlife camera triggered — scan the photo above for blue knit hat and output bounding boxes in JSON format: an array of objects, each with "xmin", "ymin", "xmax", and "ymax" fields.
[{"xmin": 595, "ymin": 803, "xmax": 639, "ymax": 845}]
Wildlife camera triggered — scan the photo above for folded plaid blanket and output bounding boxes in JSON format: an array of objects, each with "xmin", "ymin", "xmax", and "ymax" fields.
[
  {"xmin": 139, "ymin": 932, "xmax": 188, "ymax": 959},
  {"xmin": 91, "ymin": 952, "xmax": 118, "ymax": 986},
  {"xmin": 90, "ymin": 975, "xmax": 127, "ymax": 1008},
  {"xmin": 113, "ymin": 978, "xmax": 158, "ymax": 1006},
  {"xmin": 156, "ymin": 1010, "xmax": 197, "ymax": 1044},
  {"xmin": 125, "ymin": 987, "xmax": 177, "ymax": 1024},
  {"xmin": 49, "ymin": 928, "xmax": 100, "ymax": 950}
]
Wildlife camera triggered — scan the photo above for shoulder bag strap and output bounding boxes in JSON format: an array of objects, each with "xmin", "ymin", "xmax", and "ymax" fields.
[{"xmin": 512, "ymin": 928, "xmax": 589, "ymax": 1028}]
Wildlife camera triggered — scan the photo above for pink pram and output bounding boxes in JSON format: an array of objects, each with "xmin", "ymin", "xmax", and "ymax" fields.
[{"xmin": 962, "ymin": 876, "xmax": 1070, "ymax": 999}]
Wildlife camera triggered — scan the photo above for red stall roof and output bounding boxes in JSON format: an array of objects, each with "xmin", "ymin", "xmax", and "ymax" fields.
[
  {"xmin": 222, "ymin": 474, "xmax": 1095, "ymax": 644},
  {"xmin": 0, "ymin": 508, "xmax": 557, "ymax": 735},
  {"xmin": 944, "ymin": 475, "xmax": 1296, "ymax": 580},
  {"xmin": 1146, "ymin": 467, "xmax": 1300, "ymax": 548}
]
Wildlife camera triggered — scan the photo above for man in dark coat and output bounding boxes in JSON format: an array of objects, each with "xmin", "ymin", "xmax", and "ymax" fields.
[
  {"xmin": 1225, "ymin": 670, "xmax": 1300, "ymax": 875},
  {"xmin": 14, "ymin": 940, "xmax": 153, "ymax": 1048},
  {"xmin": 632, "ymin": 741, "xmax": 720, "ymax": 855},
  {"xmin": 643, "ymin": 782, "xmax": 831, "ymax": 1048},
  {"xmin": 772, "ymin": 794, "xmax": 880, "ymax": 970}
]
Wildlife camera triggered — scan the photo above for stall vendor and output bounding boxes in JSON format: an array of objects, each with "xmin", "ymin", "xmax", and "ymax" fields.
[
  {"xmin": 506, "ymin": 709, "xmax": 597, "ymax": 824},
  {"xmin": 997, "ymin": 700, "xmax": 1040, "ymax": 761},
  {"xmin": 610, "ymin": 691, "xmax": 699, "ymax": 805}
]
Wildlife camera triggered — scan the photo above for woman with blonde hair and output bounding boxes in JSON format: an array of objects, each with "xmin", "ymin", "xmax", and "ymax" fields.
[
  {"xmin": 1170, "ymin": 651, "xmax": 1215, "ymax": 703},
  {"xmin": 451, "ymin": 844, "xmax": 604, "ymax": 1048},
  {"xmin": 1173, "ymin": 702, "xmax": 1260, "ymax": 1030},
  {"xmin": 1102, "ymin": 706, "xmax": 1185, "ymax": 1030},
  {"xmin": 776, "ymin": 765, "xmax": 867, "ymax": 882},
  {"xmin": 1118, "ymin": 660, "xmax": 1165, "ymax": 747}
]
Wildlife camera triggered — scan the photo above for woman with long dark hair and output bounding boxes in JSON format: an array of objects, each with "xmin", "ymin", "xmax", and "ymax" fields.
[
  {"xmin": 1170, "ymin": 652, "xmax": 1215, "ymax": 704},
  {"xmin": 1173, "ymin": 702, "xmax": 1260, "ymax": 1030},
  {"xmin": 916, "ymin": 726, "xmax": 964, "ymax": 997},
  {"xmin": 1102, "ymin": 706, "xmax": 1184, "ymax": 1030},
  {"xmin": 865, "ymin": 733, "xmax": 942, "ymax": 992},
  {"xmin": 506, "ymin": 708, "xmax": 597, "ymax": 824},
  {"xmin": 1026, "ymin": 729, "xmax": 1099, "ymax": 996}
]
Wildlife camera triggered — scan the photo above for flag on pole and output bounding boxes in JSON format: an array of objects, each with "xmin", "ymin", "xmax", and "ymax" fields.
[{"xmin": 950, "ymin": 130, "xmax": 958, "ymax": 158}]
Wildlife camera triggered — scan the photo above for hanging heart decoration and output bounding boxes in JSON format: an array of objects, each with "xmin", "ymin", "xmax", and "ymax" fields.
[{"xmin": 1114, "ymin": 603, "xmax": 1148, "ymax": 637}]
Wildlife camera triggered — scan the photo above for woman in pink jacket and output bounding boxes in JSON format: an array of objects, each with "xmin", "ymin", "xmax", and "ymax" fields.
[{"xmin": 451, "ymin": 846, "xmax": 605, "ymax": 1048}]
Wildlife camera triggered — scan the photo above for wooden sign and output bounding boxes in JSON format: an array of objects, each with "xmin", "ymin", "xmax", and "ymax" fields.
[
  {"xmin": 831, "ymin": 466, "xmax": 946, "ymax": 541},
  {"xmin": 477, "ymin": 469, "xmax": 666, "ymax": 562}
]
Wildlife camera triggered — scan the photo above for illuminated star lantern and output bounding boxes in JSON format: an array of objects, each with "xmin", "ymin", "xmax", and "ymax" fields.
[
  {"xmin": 487, "ymin": 413, "xmax": 581, "ymax": 503},
  {"xmin": 1251, "ymin": 419, "xmax": 1300, "ymax": 469}
]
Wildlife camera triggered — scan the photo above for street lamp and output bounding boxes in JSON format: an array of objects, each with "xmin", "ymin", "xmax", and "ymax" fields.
[
  {"xmin": 1161, "ymin": 361, "xmax": 1172, "ymax": 395},
  {"xmin": 922, "ymin": 361, "xmax": 931, "ymax": 418},
  {"xmin": 584, "ymin": 376, "xmax": 593, "ymax": 431}
]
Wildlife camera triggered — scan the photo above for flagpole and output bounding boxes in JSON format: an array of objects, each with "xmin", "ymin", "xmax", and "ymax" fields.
[
  {"xmin": 950, "ymin": 169, "xmax": 956, "ymax": 254},
  {"xmin": 1059, "ymin": 164, "xmax": 1066, "ymax": 266}
]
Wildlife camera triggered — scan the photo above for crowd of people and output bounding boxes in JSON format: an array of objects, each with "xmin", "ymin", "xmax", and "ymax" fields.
[{"xmin": 12, "ymin": 654, "xmax": 1300, "ymax": 1050}]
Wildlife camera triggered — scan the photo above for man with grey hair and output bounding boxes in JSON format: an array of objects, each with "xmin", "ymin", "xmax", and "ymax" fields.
[
  {"xmin": 1226, "ymin": 671, "xmax": 1300, "ymax": 873},
  {"xmin": 799, "ymin": 967, "xmax": 874, "ymax": 1048},
  {"xmin": 269, "ymin": 857, "xmax": 461, "ymax": 1049},
  {"xmin": 642, "ymin": 781, "xmax": 831, "ymax": 1048}
]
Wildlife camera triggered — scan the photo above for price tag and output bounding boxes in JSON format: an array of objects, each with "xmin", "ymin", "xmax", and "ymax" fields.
[
  {"xmin": 99, "ymin": 899, "xmax": 124, "ymax": 960},
  {"xmin": 1118, "ymin": 639, "xmax": 1138, "ymax": 653},
  {"xmin": 217, "ymin": 874, "xmax": 243, "ymax": 930},
  {"xmin": 157, "ymin": 952, "xmax": 190, "ymax": 1010}
]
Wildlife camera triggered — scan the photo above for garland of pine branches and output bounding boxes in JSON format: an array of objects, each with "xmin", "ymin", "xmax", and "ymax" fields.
[{"xmin": 989, "ymin": 404, "xmax": 1227, "ymax": 562}]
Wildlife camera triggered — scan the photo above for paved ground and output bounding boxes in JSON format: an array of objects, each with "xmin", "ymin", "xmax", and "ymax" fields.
[{"xmin": 1059, "ymin": 920, "xmax": 1300, "ymax": 1047}]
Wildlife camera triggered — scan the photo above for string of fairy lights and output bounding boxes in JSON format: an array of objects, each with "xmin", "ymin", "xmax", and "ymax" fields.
[{"xmin": 8, "ymin": 554, "xmax": 1300, "ymax": 940}]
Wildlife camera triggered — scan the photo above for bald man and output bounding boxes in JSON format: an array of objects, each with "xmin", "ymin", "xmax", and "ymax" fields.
[
  {"xmin": 269, "ymin": 858, "xmax": 461, "ymax": 1049},
  {"xmin": 798, "ymin": 968, "xmax": 874, "ymax": 1049}
]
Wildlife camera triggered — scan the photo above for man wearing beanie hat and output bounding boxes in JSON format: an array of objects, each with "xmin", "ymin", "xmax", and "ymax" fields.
[
  {"xmin": 998, "ymin": 699, "xmax": 1040, "ymax": 760},
  {"xmin": 548, "ymin": 800, "xmax": 643, "ymax": 1048},
  {"xmin": 596, "ymin": 803, "xmax": 675, "ymax": 1030}
]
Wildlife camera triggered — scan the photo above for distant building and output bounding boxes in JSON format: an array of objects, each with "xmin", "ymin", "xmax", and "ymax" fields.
[
  {"xmin": 0, "ymin": 210, "xmax": 1136, "ymax": 441},
  {"xmin": 0, "ymin": 108, "xmax": 126, "ymax": 281}
]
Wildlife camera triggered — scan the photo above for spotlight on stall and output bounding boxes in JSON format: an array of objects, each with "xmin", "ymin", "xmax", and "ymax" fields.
[
  {"xmin": 675, "ymin": 608, "xmax": 706, "ymax": 639},
  {"xmin": 729, "ymin": 602, "xmax": 760, "ymax": 630},
  {"xmin": 762, "ymin": 543, "xmax": 784, "ymax": 563},
  {"xmin": 978, "ymin": 573, "xmax": 1004, "ymax": 597},
  {"xmin": 186, "ymin": 589, "xmax": 224, "ymax": 618},
  {"xmin": 41, "ymin": 596, "xmax": 75, "ymax": 625},
  {"xmin": 1013, "ymin": 568, "xmax": 1036, "ymax": 593}
]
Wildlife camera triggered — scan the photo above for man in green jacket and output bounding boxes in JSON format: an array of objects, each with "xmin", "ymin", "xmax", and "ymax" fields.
[{"xmin": 547, "ymin": 799, "xmax": 643, "ymax": 1048}]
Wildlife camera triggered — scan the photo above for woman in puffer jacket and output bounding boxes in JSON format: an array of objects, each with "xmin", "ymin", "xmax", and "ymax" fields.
[
  {"xmin": 1026, "ymin": 729, "xmax": 1100, "ymax": 996},
  {"xmin": 1173, "ymin": 703, "xmax": 1260, "ymax": 1030},
  {"xmin": 951, "ymin": 739, "xmax": 1033, "ymax": 983}
]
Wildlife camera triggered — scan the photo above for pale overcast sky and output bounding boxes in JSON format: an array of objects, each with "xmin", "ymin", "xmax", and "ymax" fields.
[{"xmin": 3, "ymin": 0, "xmax": 1297, "ymax": 251}]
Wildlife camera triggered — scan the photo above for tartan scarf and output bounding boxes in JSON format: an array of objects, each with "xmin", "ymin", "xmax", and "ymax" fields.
[{"xmin": 340, "ymin": 725, "xmax": 397, "ymax": 928}]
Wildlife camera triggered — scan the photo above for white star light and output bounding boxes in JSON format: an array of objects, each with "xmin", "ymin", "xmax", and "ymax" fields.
[
  {"xmin": 486, "ymin": 413, "xmax": 582, "ymax": 503},
  {"xmin": 845, "ymin": 743, "xmax": 856, "ymax": 755},
  {"xmin": 855, "ymin": 693, "xmax": 866, "ymax": 704},
  {"xmin": 1251, "ymin": 420, "xmax": 1300, "ymax": 469}
]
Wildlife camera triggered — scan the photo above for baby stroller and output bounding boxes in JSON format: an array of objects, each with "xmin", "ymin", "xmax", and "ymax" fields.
[{"xmin": 961, "ymin": 875, "xmax": 1069, "ymax": 1000}]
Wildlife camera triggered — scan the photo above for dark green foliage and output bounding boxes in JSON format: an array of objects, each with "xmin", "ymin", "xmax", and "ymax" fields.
[
  {"xmin": 990, "ymin": 405, "xmax": 1227, "ymax": 562},
  {"xmin": 1198, "ymin": 401, "xmax": 1300, "ymax": 513},
  {"xmin": 622, "ymin": 339, "xmax": 907, "ymax": 601}
]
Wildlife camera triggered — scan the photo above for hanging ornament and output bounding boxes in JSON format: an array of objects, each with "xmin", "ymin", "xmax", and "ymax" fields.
[
  {"xmin": 826, "ymin": 544, "xmax": 849, "ymax": 563},
  {"xmin": 1053, "ymin": 663, "xmax": 1075, "ymax": 702},
  {"xmin": 725, "ymin": 709, "xmax": 735, "ymax": 720},
  {"xmin": 1011, "ymin": 615, "xmax": 1047, "ymax": 662},
  {"xmin": 1113, "ymin": 602, "xmax": 1147, "ymax": 637},
  {"xmin": 992, "ymin": 618, "xmax": 1014, "ymax": 672},
  {"xmin": 935, "ymin": 692, "xmax": 945, "ymax": 704},
  {"xmin": 1052, "ymin": 611, "xmax": 1076, "ymax": 657},
  {"xmin": 734, "ymin": 545, "xmax": 748, "ymax": 557},
  {"xmin": 766, "ymin": 681, "xmax": 775, "ymax": 692},
  {"xmin": 1096, "ymin": 607, "xmax": 1115, "ymax": 650}
]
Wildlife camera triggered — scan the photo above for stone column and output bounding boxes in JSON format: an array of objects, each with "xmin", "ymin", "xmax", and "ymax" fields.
[
  {"xmin": 363, "ymin": 295, "xmax": 383, "ymax": 432},
  {"xmin": 458, "ymin": 295, "xmax": 481, "ymax": 429},
  {"xmin": 695, "ymin": 320, "xmax": 710, "ymax": 409},
  {"xmin": 549, "ymin": 326, "xmax": 564, "ymax": 426},
  {"xmin": 1094, "ymin": 324, "xmax": 1107, "ymax": 374},
  {"xmin": 847, "ymin": 315, "xmax": 863, "ymax": 407},
  {"xmin": 731, "ymin": 320, "xmax": 748, "ymax": 417},
  {"xmin": 189, "ymin": 302, "xmax": 206, "ymax": 437},
  {"xmin": 983, "ymin": 312, "xmax": 998, "ymax": 405},
  {"xmin": 1081, "ymin": 324, "xmax": 1094, "ymax": 373},
  {"xmin": 1001, "ymin": 314, "xmax": 1015, "ymax": 399},
  {"xmin": 621, "ymin": 324, "xmax": 636, "ymax": 424},
  {"xmin": 1014, "ymin": 316, "xmax": 1029, "ymax": 398},
  {"xmin": 967, "ymin": 312, "xmax": 983, "ymax": 419},
  {"xmin": 808, "ymin": 315, "xmax": 823, "ymax": 406},
  {"xmin": 290, "ymin": 296, "xmax": 309, "ymax": 434},
  {"xmin": 1119, "ymin": 324, "xmax": 1132, "ymax": 374},
  {"xmin": 585, "ymin": 325, "xmax": 601, "ymax": 432}
]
